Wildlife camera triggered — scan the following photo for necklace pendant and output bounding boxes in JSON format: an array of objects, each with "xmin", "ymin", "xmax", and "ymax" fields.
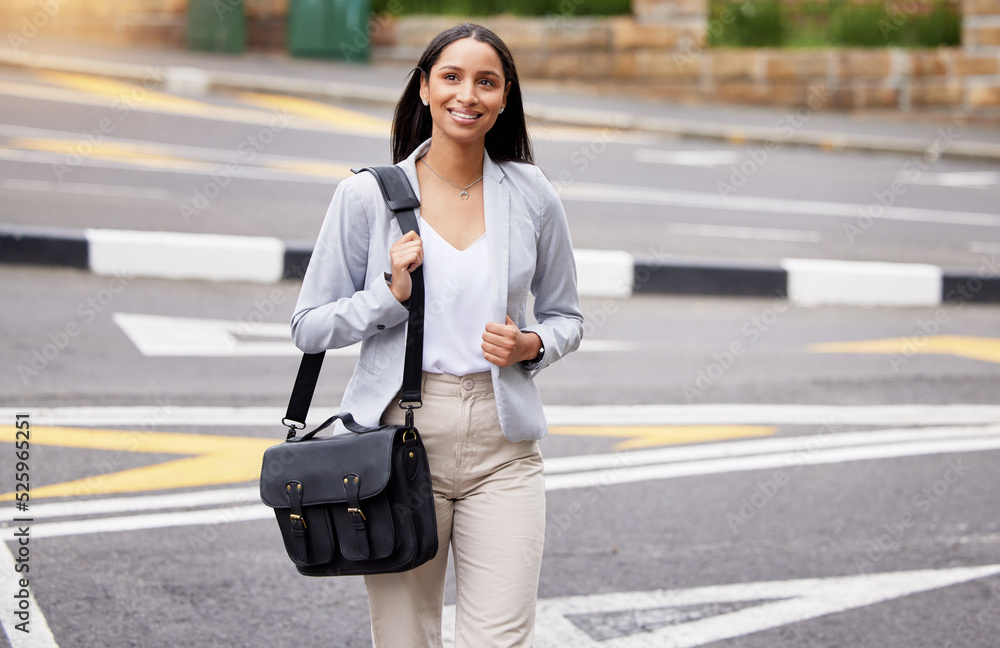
[{"xmin": 460, "ymin": 190, "xmax": 469, "ymax": 200}]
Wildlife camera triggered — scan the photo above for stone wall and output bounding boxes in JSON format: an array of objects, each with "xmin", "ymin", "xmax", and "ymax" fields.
[
  {"xmin": 372, "ymin": 0, "xmax": 1000, "ymax": 113},
  {"xmin": 1, "ymin": 0, "xmax": 998, "ymax": 112}
]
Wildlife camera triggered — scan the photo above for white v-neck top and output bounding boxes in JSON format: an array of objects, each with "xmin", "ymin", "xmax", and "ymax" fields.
[{"xmin": 418, "ymin": 217, "xmax": 492, "ymax": 375}]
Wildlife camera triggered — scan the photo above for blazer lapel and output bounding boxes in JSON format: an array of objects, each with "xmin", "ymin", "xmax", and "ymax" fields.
[{"xmin": 482, "ymin": 152, "xmax": 509, "ymax": 324}]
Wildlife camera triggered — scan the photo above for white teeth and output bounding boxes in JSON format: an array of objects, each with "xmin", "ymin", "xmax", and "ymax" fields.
[{"xmin": 450, "ymin": 110, "xmax": 479, "ymax": 119}]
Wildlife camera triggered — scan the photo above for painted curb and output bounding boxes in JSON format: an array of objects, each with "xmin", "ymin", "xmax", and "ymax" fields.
[
  {"xmin": 2, "ymin": 48, "xmax": 999, "ymax": 161},
  {"xmin": 2, "ymin": 225, "xmax": 998, "ymax": 305}
]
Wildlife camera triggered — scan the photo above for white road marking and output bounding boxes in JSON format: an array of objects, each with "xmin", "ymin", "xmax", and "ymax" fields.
[
  {"xmin": 0, "ymin": 178, "xmax": 170, "ymax": 200},
  {"xmin": 111, "ymin": 313, "xmax": 633, "ymax": 357},
  {"xmin": 664, "ymin": 222, "xmax": 821, "ymax": 242},
  {"xmin": 441, "ymin": 564, "xmax": 1000, "ymax": 647},
  {"xmin": 969, "ymin": 241, "xmax": 1000, "ymax": 254},
  {"xmin": 2, "ymin": 506, "xmax": 272, "ymax": 541},
  {"xmin": 0, "ymin": 540, "xmax": 60, "ymax": 647},
  {"xmin": 896, "ymin": 170, "xmax": 1000, "ymax": 187},
  {"xmin": 544, "ymin": 425, "xmax": 1000, "ymax": 491},
  {"xmin": 112, "ymin": 312, "xmax": 319, "ymax": 357},
  {"xmin": 558, "ymin": 181, "xmax": 1000, "ymax": 228},
  {"xmin": 23, "ymin": 487, "xmax": 260, "ymax": 520},
  {"xmin": 634, "ymin": 149, "xmax": 742, "ymax": 167},
  {"xmin": 3, "ymin": 404, "xmax": 1000, "ymax": 428},
  {"xmin": 2, "ymin": 419, "xmax": 998, "ymax": 540},
  {"xmin": 541, "ymin": 424, "xmax": 998, "ymax": 475},
  {"xmin": 543, "ymin": 403, "xmax": 1000, "ymax": 427}
]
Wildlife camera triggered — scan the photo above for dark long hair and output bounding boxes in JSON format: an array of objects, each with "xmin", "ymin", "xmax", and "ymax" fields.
[{"xmin": 391, "ymin": 23, "xmax": 533, "ymax": 165}]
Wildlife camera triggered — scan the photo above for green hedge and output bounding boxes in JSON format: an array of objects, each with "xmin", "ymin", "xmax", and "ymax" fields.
[
  {"xmin": 370, "ymin": 0, "xmax": 631, "ymax": 16},
  {"xmin": 708, "ymin": 0, "xmax": 961, "ymax": 48}
]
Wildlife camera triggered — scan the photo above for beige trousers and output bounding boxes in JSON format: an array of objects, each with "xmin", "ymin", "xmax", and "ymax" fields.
[{"xmin": 365, "ymin": 371, "xmax": 546, "ymax": 648}]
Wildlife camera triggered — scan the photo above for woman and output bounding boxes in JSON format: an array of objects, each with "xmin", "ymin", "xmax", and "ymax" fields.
[{"xmin": 291, "ymin": 23, "xmax": 583, "ymax": 648}]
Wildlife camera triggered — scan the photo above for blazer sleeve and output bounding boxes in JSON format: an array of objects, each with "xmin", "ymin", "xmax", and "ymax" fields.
[
  {"xmin": 520, "ymin": 166, "xmax": 584, "ymax": 375},
  {"xmin": 291, "ymin": 178, "xmax": 410, "ymax": 354}
]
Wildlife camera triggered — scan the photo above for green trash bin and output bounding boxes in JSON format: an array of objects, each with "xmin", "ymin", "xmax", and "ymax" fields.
[
  {"xmin": 288, "ymin": 0, "xmax": 372, "ymax": 62},
  {"xmin": 188, "ymin": 0, "xmax": 246, "ymax": 53}
]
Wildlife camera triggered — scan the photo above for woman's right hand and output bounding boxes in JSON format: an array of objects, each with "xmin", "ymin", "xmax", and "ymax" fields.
[{"xmin": 388, "ymin": 230, "xmax": 423, "ymax": 302}]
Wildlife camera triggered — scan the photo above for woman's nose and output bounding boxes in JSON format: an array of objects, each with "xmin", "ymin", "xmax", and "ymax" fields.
[{"xmin": 457, "ymin": 80, "xmax": 478, "ymax": 105}]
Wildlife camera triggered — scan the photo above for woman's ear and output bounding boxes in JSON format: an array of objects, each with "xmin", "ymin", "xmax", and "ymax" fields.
[
  {"xmin": 503, "ymin": 80, "xmax": 511, "ymax": 107},
  {"xmin": 420, "ymin": 71, "xmax": 430, "ymax": 105}
]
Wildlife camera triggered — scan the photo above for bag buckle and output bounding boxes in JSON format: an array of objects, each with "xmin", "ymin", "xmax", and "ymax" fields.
[
  {"xmin": 401, "ymin": 405, "xmax": 418, "ymax": 428},
  {"xmin": 282, "ymin": 417, "xmax": 306, "ymax": 440},
  {"xmin": 347, "ymin": 507, "xmax": 366, "ymax": 521},
  {"xmin": 289, "ymin": 513, "xmax": 307, "ymax": 529}
]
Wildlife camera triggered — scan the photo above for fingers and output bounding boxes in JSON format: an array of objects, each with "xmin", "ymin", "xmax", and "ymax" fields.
[
  {"xmin": 390, "ymin": 233, "xmax": 423, "ymax": 273},
  {"xmin": 388, "ymin": 233, "xmax": 422, "ymax": 302},
  {"xmin": 482, "ymin": 319, "xmax": 519, "ymax": 367}
]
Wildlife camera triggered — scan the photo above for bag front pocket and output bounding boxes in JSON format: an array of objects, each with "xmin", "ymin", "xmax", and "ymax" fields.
[
  {"xmin": 273, "ymin": 505, "xmax": 335, "ymax": 567},
  {"xmin": 330, "ymin": 491, "xmax": 395, "ymax": 562}
]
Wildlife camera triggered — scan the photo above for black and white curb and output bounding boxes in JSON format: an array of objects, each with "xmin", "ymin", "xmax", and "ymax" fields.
[{"xmin": 2, "ymin": 225, "xmax": 998, "ymax": 305}]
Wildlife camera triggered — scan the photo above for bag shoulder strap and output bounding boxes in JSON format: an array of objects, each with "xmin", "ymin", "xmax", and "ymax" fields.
[{"xmin": 284, "ymin": 165, "xmax": 423, "ymax": 438}]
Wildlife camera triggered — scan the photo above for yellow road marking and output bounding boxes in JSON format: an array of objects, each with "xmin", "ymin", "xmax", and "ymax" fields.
[
  {"xmin": 4, "ymin": 137, "xmax": 353, "ymax": 179},
  {"xmin": 260, "ymin": 158, "xmax": 354, "ymax": 178},
  {"xmin": 237, "ymin": 91, "xmax": 389, "ymax": 136},
  {"xmin": 549, "ymin": 425, "xmax": 774, "ymax": 450},
  {"xmin": 0, "ymin": 76, "xmax": 297, "ymax": 130},
  {"xmin": 0, "ymin": 426, "xmax": 276, "ymax": 500},
  {"xmin": 39, "ymin": 71, "xmax": 208, "ymax": 112},
  {"xmin": 810, "ymin": 335, "xmax": 1000, "ymax": 365},
  {"xmin": 0, "ymin": 424, "xmax": 775, "ymax": 500},
  {"xmin": 9, "ymin": 137, "xmax": 223, "ymax": 173}
]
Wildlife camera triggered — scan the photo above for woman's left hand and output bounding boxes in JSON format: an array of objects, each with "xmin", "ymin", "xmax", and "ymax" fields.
[{"xmin": 482, "ymin": 316, "xmax": 542, "ymax": 367}]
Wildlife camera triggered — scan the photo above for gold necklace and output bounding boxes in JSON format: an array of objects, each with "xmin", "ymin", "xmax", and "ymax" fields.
[{"xmin": 420, "ymin": 157, "xmax": 483, "ymax": 200}]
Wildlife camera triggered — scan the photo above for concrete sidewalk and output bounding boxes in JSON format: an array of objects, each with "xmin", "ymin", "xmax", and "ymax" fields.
[{"xmin": 2, "ymin": 38, "xmax": 1000, "ymax": 160}]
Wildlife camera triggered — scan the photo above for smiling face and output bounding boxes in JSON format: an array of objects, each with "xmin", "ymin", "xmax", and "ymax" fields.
[{"xmin": 420, "ymin": 37, "xmax": 511, "ymax": 150}]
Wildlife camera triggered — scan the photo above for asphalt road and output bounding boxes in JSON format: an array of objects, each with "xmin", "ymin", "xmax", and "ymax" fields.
[
  {"xmin": 1, "ymin": 66, "xmax": 999, "ymax": 268},
  {"xmin": 1, "ymin": 67, "xmax": 1000, "ymax": 648}
]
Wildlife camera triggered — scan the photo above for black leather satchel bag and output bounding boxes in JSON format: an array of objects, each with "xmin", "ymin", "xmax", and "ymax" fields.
[{"xmin": 259, "ymin": 165, "xmax": 438, "ymax": 576}]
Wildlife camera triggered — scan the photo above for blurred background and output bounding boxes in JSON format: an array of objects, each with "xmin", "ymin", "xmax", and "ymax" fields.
[{"xmin": 1, "ymin": 2, "xmax": 1000, "ymax": 647}]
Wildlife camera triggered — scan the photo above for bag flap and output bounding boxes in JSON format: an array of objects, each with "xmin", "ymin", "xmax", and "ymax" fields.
[{"xmin": 260, "ymin": 427, "xmax": 398, "ymax": 508}]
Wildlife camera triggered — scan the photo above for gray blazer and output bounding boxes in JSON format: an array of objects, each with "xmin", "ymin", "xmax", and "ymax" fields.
[{"xmin": 291, "ymin": 139, "xmax": 583, "ymax": 442}]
